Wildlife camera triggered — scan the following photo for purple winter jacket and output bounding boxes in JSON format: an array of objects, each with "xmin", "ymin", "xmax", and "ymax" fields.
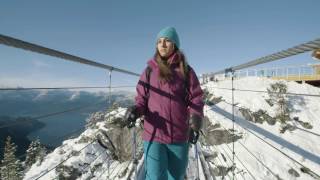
[{"xmin": 135, "ymin": 58, "xmax": 204, "ymax": 144}]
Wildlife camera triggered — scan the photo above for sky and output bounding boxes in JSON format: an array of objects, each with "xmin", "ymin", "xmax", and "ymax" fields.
[{"xmin": 0, "ymin": 0, "xmax": 319, "ymax": 91}]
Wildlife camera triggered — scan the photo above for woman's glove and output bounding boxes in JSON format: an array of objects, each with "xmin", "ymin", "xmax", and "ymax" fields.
[
  {"xmin": 189, "ymin": 130, "xmax": 200, "ymax": 144},
  {"xmin": 123, "ymin": 106, "xmax": 139, "ymax": 128},
  {"xmin": 189, "ymin": 114, "xmax": 203, "ymax": 132},
  {"xmin": 189, "ymin": 114, "xmax": 203, "ymax": 144}
]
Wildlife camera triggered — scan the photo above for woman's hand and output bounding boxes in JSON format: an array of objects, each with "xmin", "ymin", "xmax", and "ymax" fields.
[
  {"xmin": 123, "ymin": 106, "xmax": 139, "ymax": 128},
  {"xmin": 189, "ymin": 114, "xmax": 203, "ymax": 144},
  {"xmin": 189, "ymin": 114, "xmax": 203, "ymax": 132}
]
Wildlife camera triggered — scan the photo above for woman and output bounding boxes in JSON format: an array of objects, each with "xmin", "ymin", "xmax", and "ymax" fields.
[{"xmin": 124, "ymin": 27, "xmax": 204, "ymax": 180}]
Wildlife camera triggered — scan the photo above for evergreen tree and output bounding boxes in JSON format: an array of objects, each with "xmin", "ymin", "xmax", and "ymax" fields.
[
  {"xmin": 36, "ymin": 145, "xmax": 46, "ymax": 166},
  {"xmin": 267, "ymin": 82, "xmax": 289, "ymax": 123},
  {"xmin": 0, "ymin": 136, "xmax": 23, "ymax": 180},
  {"xmin": 25, "ymin": 139, "xmax": 46, "ymax": 168},
  {"xmin": 25, "ymin": 140, "xmax": 37, "ymax": 168}
]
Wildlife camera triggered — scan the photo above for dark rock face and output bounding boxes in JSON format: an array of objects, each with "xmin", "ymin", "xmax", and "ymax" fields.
[
  {"xmin": 56, "ymin": 165, "xmax": 82, "ymax": 180},
  {"xmin": 203, "ymin": 89, "xmax": 223, "ymax": 106},
  {"xmin": 92, "ymin": 111, "xmax": 143, "ymax": 162},
  {"xmin": 239, "ymin": 108, "xmax": 276, "ymax": 125},
  {"xmin": 288, "ymin": 168, "xmax": 300, "ymax": 177},
  {"xmin": 201, "ymin": 116, "xmax": 242, "ymax": 146},
  {"xmin": 206, "ymin": 129, "xmax": 242, "ymax": 145},
  {"xmin": 200, "ymin": 115, "xmax": 243, "ymax": 178}
]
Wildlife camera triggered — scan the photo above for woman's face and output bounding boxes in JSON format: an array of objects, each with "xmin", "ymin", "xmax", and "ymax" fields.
[{"xmin": 157, "ymin": 37, "xmax": 175, "ymax": 58}]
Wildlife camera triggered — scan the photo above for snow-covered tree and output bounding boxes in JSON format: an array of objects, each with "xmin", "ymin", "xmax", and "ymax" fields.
[
  {"xmin": 0, "ymin": 136, "xmax": 23, "ymax": 180},
  {"xmin": 25, "ymin": 139, "xmax": 47, "ymax": 168},
  {"xmin": 267, "ymin": 82, "xmax": 289, "ymax": 123}
]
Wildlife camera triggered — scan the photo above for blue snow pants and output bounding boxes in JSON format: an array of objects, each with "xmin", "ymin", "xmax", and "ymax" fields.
[{"xmin": 143, "ymin": 141, "xmax": 189, "ymax": 180}]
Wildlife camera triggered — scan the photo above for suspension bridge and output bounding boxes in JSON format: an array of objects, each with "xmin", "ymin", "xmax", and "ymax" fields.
[{"xmin": 1, "ymin": 34, "xmax": 320, "ymax": 180}]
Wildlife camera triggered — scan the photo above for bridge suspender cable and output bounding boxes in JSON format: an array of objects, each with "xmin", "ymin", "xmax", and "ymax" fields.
[
  {"xmin": 230, "ymin": 70, "xmax": 236, "ymax": 180},
  {"xmin": 34, "ymin": 73, "xmax": 116, "ymax": 179}
]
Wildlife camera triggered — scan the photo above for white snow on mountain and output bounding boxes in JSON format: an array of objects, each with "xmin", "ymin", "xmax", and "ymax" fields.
[{"xmin": 24, "ymin": 107, "xmax": 144, "ymax": 180}]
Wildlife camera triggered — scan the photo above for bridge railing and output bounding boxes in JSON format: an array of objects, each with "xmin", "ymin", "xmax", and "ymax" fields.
[
  {"xmin": 201, "ymin": 37, "xmax": 320, "ymax": 180},
  {"xmin": 207, "ymin": 64, "xmax": 320, "ymax": 82}
]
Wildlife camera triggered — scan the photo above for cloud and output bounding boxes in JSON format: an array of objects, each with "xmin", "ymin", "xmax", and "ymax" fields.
[
  {"xmin": 31, "ymin": 59, "xmax": 50, "ymax": 68},
  {"xmin": 0, "ymin": 76, "xmax": 86, "ymax": 89}
]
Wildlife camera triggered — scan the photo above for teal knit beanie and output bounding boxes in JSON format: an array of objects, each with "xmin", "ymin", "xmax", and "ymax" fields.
[{"xmin": 156, "ymin": 27, "xmax": 180, "ymax": 49}]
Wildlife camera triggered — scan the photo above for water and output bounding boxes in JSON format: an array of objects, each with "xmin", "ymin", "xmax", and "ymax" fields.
[
  {"xmin": 28, "ymin": 106, "xmax": 106, "ymax": 148},
  {"xmin": 28, "ymin": 114, "xmax": 84, "ymax": 147}
]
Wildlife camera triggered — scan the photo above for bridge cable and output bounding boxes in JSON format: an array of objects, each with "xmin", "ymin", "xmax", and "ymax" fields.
[
  {"xmin": 34, "ymin": 139, "xmax": 97, "ymax": 180},
  {"xmin": 215, "ymin": 116, "xmax": 280, "ymax": 179},
  {"xmin": 36, "ymin": 72, "xmax": 116, "ymax": 180},
  {"xmin": 213, "ymin": 145, "xmax": 242, "ymax": 180},
  {"xmin": 208, "ymin": 86, "xmax": 320, "ymax": 98},
  {"xmin": 0, "ymin": 86, "xmax": 136, "ymax": 91},
  {"xmin": 220, "ymin": 99, "xmax": 320, "ymax": 138},
  {"xmin": 212, "ymin": 103, "xmax": 320, "ymax": 179},
  {"xmin": 0, "ymin": 34, "xmax": 139, "ymax": 77},
  {"xmin": 218, "ymin": 144, "xmax": 254, "ymax": 180},
  {"xmin": 211, "ymin": 145, "xmax": 233, "ymax": 180},
  {"xmin": 207, "ymin": 38, "xmax": 320, "ymax": 76}
]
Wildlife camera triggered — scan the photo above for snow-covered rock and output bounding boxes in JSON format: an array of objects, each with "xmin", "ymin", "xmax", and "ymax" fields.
[
  {"xmin": 24, "ymin": 107, "xmax": 143, "ymax": 180},
  {"xmin": 202, "ymin": 77, "xmax": 320, "ymax": 180}
]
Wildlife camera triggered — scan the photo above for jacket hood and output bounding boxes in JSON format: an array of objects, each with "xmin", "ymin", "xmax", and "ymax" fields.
[{"xmin": 147, "ymin": 58, "xmax": 158, "ymax": 69}]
